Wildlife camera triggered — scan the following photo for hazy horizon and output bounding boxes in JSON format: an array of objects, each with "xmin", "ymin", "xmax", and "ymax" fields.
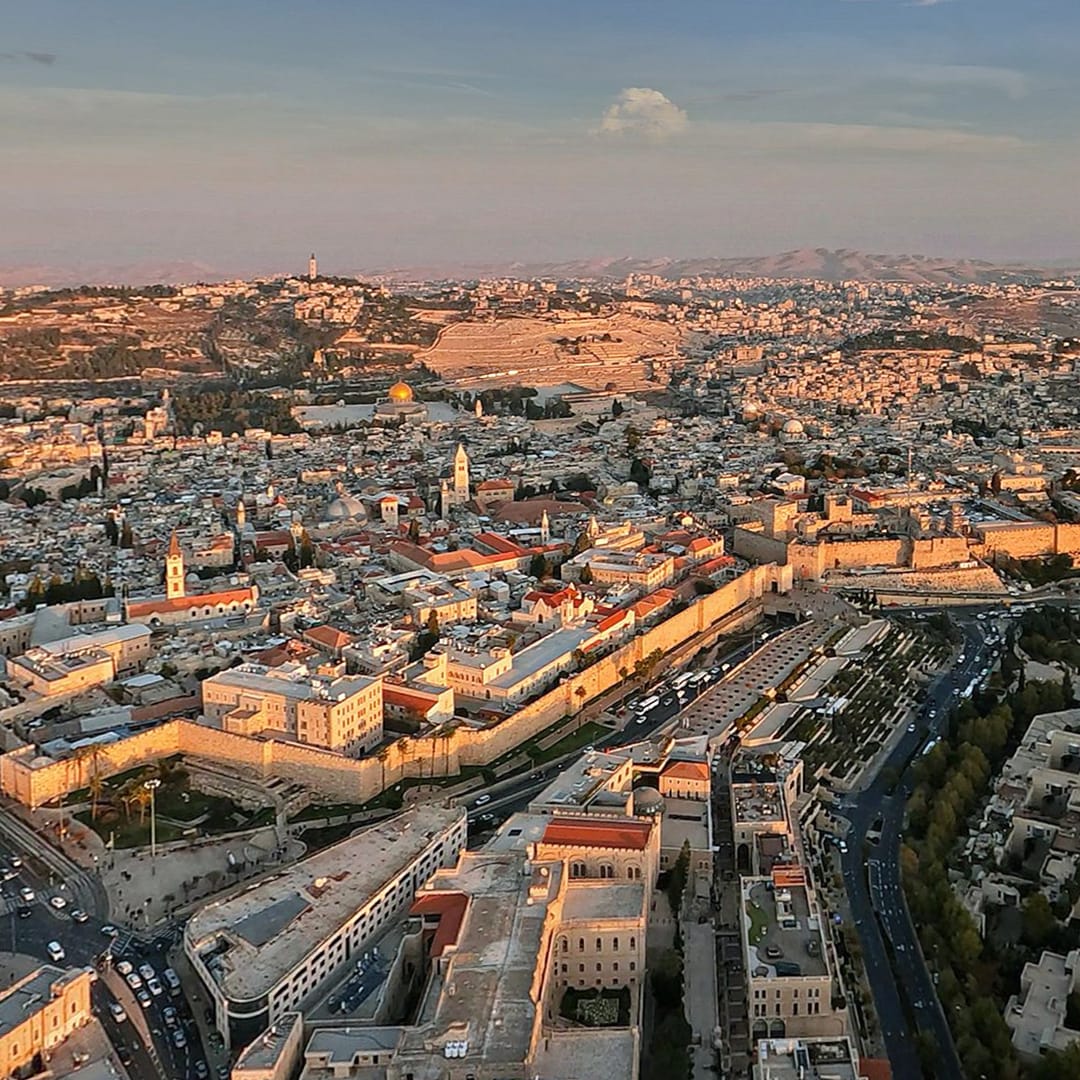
[{"xmin": 5, "ymin": 0, "xmax": 1080, "ymax": 275}]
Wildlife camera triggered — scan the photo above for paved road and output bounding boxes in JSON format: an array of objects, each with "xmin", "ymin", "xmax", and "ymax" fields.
[
  {"xmin": 0, "ymin": 832, "xmax": 212, "ymax": 1080},
  {"xmin": 836, "ymin": 612, "xmax": 1000, "ymax": 1079}
]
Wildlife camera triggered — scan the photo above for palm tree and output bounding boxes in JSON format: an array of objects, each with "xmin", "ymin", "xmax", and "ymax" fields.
[{"xmin": 132, "ymin": 786, "xmax": 152, "ymax": 826}]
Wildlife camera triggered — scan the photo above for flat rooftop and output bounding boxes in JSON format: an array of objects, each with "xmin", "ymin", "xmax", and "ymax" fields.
[
  {"xmin": 0, "ymin": 965, "xmax": 81, "ymax": 1034},
  {"xmin": 532, "ymin": 1028, "xmax": 638, "ymax": 1080},
  {"xmin": 399, "ymin": 852, "xmax": 560, "ymax": 1073},
  {"xmin": 561, "ymin": 881, "xmax": 645, "ymax": 922},
  {"xmin": 733, "ymin": 780, "xmax": 785, "ymax": 824},
  {"xmin": 205, "ymin": 663, "xmax": 378, "ymax": 703},
  {"xmin": 744, "ymin": 878, "xmax": 828, "ymax": 979},
  {"xmin": 661, "ymin": 797, "xmax": 711, "ymax": 853},
  {"xmin": 754, "ymin": 1037, "xmax": 862, "ymax": 1080},
  {"xmin": 528, "ymin": 748, "xmax": 632, "ymax": 811},
  {"xmin": 488, "ymin": 625, "xmax": 596, "ymax": 690},
  {"xmin": 186, "ymin": 804, "xmax": 464, "ymax": 1003},
  {"xmin": 233, "ymin": 1013, "xmax": 301, "ymax": 1073}
]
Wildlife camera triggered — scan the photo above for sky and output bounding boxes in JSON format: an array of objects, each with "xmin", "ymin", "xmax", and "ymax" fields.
[{"xmin": 3, "ymin": 0, "xmax": 1080, "ymax": 276}]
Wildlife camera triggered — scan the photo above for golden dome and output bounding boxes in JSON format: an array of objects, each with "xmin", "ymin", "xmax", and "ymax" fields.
[{"xmin": 387, "ymin": 381, "xmax": 414, "ymax": 403}]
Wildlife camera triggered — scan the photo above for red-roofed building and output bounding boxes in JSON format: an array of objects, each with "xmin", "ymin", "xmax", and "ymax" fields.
[
  {"xmin": 410, "ymin": 891, "xmax": 468, "ymax": 959},
  {"xmin": 382, "ymin": 680, "xmax": 455, "ymax": 729},
  {"xmin": 514, "ymin": 584, "xmax": 595, "ymax": 630},
  {"xmin": 302, "ymin": 624, "xmax": 355, "ymax": 659},
  {"xmin": 535, "ymin": 816, "xmax": 658, "ymax": 884},
  {"xmin": 659, "ymin": 758, "xmax": 711, "ymax": 801}
]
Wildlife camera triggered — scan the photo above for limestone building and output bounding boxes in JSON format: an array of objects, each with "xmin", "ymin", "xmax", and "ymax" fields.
[
  {"xmin": 0, "ymin": 965, "xmax": 94, "ymax": 1076},
  {"xmin": 201, "ymin": 662, "xmax": 383, "ymax": 756}
]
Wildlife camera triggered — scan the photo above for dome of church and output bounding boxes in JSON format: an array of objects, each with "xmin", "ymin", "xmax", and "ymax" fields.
[
  {"xmin": 782, "ymin": 419, "xmax": 805, "ymax": 435},
  {"xmin": 387, "ymin": 381, "xmax": 415, "ymax": 403},
  {"xmin": 632, "ymin": 786, "xmax": 665, "ymax": 816},
  {"xmin": 326, "ymin": 495, "xmax": 366, "ymax": 521}
]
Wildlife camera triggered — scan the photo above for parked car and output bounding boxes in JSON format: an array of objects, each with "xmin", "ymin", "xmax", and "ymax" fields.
[
  {"xmin": 162, "ymin": 967, "xmax": 182, "ymax": 994},
  {"xmin": 172, "ymin": 1028, "xmax": 187, "ymax": 1049},
  {"xmin": 115, "ymin": 960, "xmax": 133, "ymax": 976},
  {"xmin": 473, "ymin": 794, "xmax": 491, "ymax": 806},
  {"xmin": 71, "ymin": 908, "xmax": 89, "ymax": 923},
  {"xmin": 147, "ymin": 977, "xmax": 164, "ymax": 997},
  {"xmin": 47, "ymin": 941, "xmax": 65, "ymax": 962},
  {"xmin": 136, "ymin": 988, "xmax": 153, "ymax": 1009},
  {"xmin": 109, "ymin": 1001, "xmax": 127, "ymax": 1023},
  {"xmin": 138, "ymin": 963, "xmax": 155, "ymax": 982},
  {"xmin": 193, "ymin": 1062, "xmax": 209, "ymax": 1079},
  {"xmin": 125, "ymin": 972, "xmax": 143, "ymax": 991},
  {"xmin": 49, "ymin": 895, "xmax": 67, "ymax": 911},
  {"xmin": 163, "ymin": 1006, "xmax": 178, "ymax": 1029},
  {"xmin": 101, "ymin": 924, "xmax": 119, "ymax": 938}
]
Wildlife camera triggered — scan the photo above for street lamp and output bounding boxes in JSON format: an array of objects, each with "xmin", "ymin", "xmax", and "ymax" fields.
[{"xmin": 144, "ymin": 778, "xmax": 161, "ymax": 865}]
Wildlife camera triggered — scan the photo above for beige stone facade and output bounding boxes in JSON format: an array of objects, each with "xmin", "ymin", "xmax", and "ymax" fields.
[{"xmin": 0, "ymin": 966, "xmax": 93, "ymax": 1076}]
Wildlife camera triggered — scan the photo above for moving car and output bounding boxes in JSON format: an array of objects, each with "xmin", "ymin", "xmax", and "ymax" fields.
[
  {"xmin": 473, "ymin": 794, "xmax": 491, "ymax": 806},
  {"xmin": 172, "ymin": 1028, "xmax": 187, "ymax": 1049},
  {"xmin": 163, "ymin": 1006, "xmax": 178, "ymax": 1029},
  {"xmin": 193, "ymin": 1062, "xmax": 209, "ymax": 1079},
  {"xmin": 48, "ymin": 895, "xmax": 67, "ymax": 911},
  {"xmin": 71, "ymin": 908, "xmax": 89, "ymax": 923},
  {"xmin": 101, "ymin": 924, "xmax": 119, "ymax": 938},
  {"xmin": 47, "ymin": 940, "xmax": 65, "ymax": 962},
  {"xmin": 19, "ymin": 886, "xmax": 34, "ymax": 903},
  {"xmin": 108, "ymin": 1001, "xmax": 127, "ymax": 1023}
]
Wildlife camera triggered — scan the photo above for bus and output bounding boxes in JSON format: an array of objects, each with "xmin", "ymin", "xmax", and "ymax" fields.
[
  {"xmin": 690, "ymin": 671, "xmax": 710, "ymax": 689},
  {"xmin": 636, "ymin": 695, "xmax": 660, "ymax": 714},
  {"xmin": 672, "ymin": 672, "xmax": 694, "ymax": 691}
]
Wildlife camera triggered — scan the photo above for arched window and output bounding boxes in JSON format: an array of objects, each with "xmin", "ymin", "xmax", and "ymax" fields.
[
  {"xmin": 613, "ymin": 937, "xmax": 619, "ymax": 951},
  {"xmin": 560, "ymin": 936, "xmax": 568, "ymax": 953},
  {"xmin": 596, "ymin": 937, "xmax": 602, "ymax": 951},
  {"xmin": 629, "ymin": 936, "xmax": 636, "ymax": 950},
  {"xmin": 578, "ymin": 938, "xmax": 585, "ymax": 952}
]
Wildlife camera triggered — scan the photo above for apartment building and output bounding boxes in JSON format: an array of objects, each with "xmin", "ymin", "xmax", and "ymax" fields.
[{"xmin": 184, "ymin": 804, "xmax": 466, "ymax": 1051}]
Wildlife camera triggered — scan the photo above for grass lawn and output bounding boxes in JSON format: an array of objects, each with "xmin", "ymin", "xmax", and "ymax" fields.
[
  {"xmin": 560, "ymin": 986, "xmax": 631, "ymax": 1027},
  {"xmin": 528, "ymin": 721, "xmax": 606, "ymax": 764},
  {"xmin": 746, "ymin": 901, "xmax": 769, "ymax": 946}
]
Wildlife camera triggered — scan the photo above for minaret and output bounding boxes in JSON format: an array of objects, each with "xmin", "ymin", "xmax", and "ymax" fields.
[
  {"xmin": 474, "ymin": 398, "xmax": 484, "ymax": 419},
  {"xmin": 308, "ymin": 252, "xmax": 318, "ymax": 281},
  {"xmin": 440, "ymin": 478, "xmax": 452, "ymax": 519},
  {"xmin": 453, "ymin": 444, "xmax": 470, "ymax": 503},
  {"xmin": 236, "ymin": 498, "xmax": 247, "ymax": 531},
  {"xmin": 540, "ymin": 509, "xmax": 550, "ymax": 544},
  {"xmin": 165, "ymin": 530, "xmax": 185, "ymax": 600}
]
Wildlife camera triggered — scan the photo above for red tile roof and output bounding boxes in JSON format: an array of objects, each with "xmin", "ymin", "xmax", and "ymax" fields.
[
  {"xmin": 541, "ymin": 816, "xmax": 652, "ymax": 851},
  {"xmin": 410, "ymin": 891, "xmax": 468, "ymax": 958},
  {"xmin": 126, "ymin": 586, "xmax": 256, "ymax": 619},
  {"xmin": 662, "ymin": 760, "xmax": 710, "ymax": 782}
]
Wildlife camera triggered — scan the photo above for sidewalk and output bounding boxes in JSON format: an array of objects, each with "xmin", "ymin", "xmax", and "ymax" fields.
[
  {"xmin": 683, "ymin": 920, "xmax": 719, "ymax": 1080},
  {"xmin": 168, "ymin": 944, "xmax": 231, "ymax": 1074}
]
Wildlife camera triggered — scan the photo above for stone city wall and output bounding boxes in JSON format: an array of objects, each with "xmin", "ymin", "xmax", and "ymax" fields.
[{"xmin": 1, "ymin": 564, "xmax": 786, "ymax": 809}]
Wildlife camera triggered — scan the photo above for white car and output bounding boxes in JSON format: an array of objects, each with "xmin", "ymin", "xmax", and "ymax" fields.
[
  {"xmin": 125, "ymin": 972, "xmax": 143, "ymax": 991},
  {"xmin": 109, "ymin": 1001, "xmax": 127, "ymax": 1023},
  {"xmin": 19, "ymin": 886, "xmax": 34, "ymax": 903},
  {"xmin": 47, "ymin": 940, "xmax": 65, "ymax": 962},
  {"xmin": 138, "ymin": 963, "xmax": 155, "ymax": 982},
  {"xmin": 49, "ymin": 895, "xmax": 67, "ymax": 911},
  {"xmin": 115, "ymin": 960, "xmax": 133, "ymax": 976},
  {"xmin": 473, "ymin": 795, "xmax": 491, "ymax": 807},
  {"xmin": 147, "ymin": 977, "xmax": 164, "ymax": 997}
]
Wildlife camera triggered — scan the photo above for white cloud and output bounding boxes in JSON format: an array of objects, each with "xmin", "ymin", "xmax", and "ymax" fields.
[{"xmin": 596, "ymin": 87, "xmax": 688, "ymax": 139}]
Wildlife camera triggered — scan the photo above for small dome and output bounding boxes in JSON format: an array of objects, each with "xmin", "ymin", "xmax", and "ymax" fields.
[
  {"xmin": 782, "ymin": 419, "xmax": 804, "ymax": 434},
  {"xmin": 633, "ymin": 786, "xmax": 665, "ymax": 816},
  {"xmin": 387, "ymin": 381, "xmax": 414, "ymax": 403},
  {"xmin": 326, "ymin": 495, "xmax": 366, "ymax": 521}
]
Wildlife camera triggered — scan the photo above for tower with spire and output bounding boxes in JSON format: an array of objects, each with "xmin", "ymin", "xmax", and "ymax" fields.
[
  {"xmin": 165, "ymin": 531, "xmax": 185, "ymax": 600},
  {"xmin": 308, "ymin": 252, "xmax": 318, "ymax": 281},
  {"xmin": 540, "ymin": 508, "xmax": 550, "ymax": 544},
  {"xmin": 453, "ymin": 443, "xmax": 470, "ymax": 503}
]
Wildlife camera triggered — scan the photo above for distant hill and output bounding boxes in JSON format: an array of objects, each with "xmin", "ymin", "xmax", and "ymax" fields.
[
  {"xmin": 3, "ymin": 248, "xmax": 1078, "ymax": 289},
  {"xmin": 372, "ymin": 248, "xmax": 1079, "ymax": 286}
]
